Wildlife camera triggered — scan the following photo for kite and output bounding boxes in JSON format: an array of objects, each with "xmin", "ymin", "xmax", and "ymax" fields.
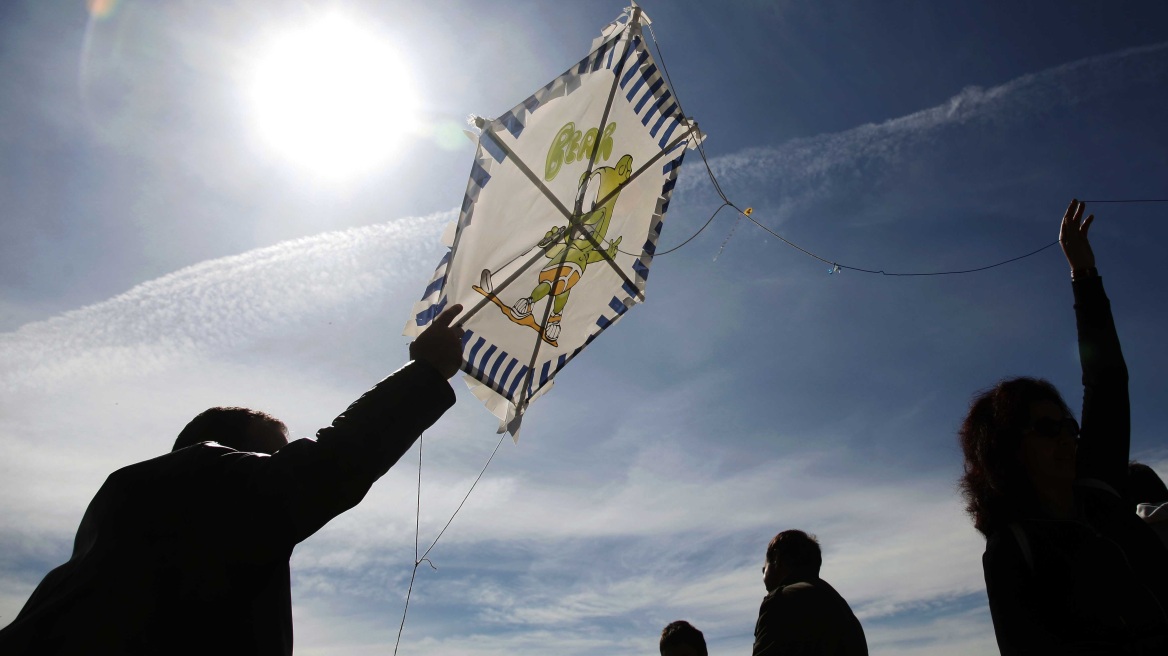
[{"xmin": 405, "ymin": 3, "xmax": 702, "ymax": 437}]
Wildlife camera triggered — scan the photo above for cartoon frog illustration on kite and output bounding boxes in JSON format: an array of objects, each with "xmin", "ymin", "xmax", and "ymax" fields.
[{"xmin": 474, "ymin": 153, "xmax": 633, "ymax": 346}]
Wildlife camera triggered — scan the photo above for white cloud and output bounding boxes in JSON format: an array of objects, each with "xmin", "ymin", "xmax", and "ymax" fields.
[{"xmin": 0, "ymin": 211, "xmax": 454, "ymax": 393}]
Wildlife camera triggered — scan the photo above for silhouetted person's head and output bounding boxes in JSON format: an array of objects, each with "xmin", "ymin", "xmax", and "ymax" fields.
[
  {"xmin": 659, "ymin": 620, "xmax": 707, "ymax": 656},
  {"xmin": 173, "ymin": 407, "xmax": 288, "ymax": 455},
  {"xmin": 1129, "ymin": 461, "xmax": 1168, "ymax": 506},
  {"xmin": 959, "ymin": 377, "xmax": 1076, "ymax": 537},
  {"xmin": 764, "ymin": 529, "xmax": 821, "ymax": 592}
]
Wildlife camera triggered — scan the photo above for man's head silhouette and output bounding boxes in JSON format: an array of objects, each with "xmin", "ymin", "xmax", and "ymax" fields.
[
  {"xmin": 659, "ymin": 620, "xmax": 707, "ymax": 656},
  {"xmin": 172, "ymin": 407, "xmax": 288, "ymax": 454},
  {"xmin": 764, "ymin": 529, "xmax": 821, "ymax": 592}
]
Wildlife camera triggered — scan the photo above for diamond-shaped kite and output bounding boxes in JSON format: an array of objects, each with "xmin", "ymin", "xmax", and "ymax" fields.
[{"xmin": 405, "ymin": 4, "xmax": 702, "ymax": 437}]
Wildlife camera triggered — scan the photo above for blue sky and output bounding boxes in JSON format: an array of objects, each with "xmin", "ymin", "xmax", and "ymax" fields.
[{"xmin": 2, "ymin": 1, "xmax": 1167, "ymax": 654}]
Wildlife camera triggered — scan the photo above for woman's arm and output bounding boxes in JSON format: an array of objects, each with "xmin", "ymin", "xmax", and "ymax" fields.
[{"xmin": 1060, "ymin": 200, "xmax": 1130, "ymax": 492}]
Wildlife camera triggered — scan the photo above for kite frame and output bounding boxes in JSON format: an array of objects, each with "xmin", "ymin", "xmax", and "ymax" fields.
[{"xmin": 410, "ymin": 4, "xmax": 701, "ymax": 434}]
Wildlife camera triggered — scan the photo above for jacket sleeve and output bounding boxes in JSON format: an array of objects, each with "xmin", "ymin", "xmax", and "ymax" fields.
[
  {"xmin": 241, "ymin": 360, "xmax": 456, "ymax": 545},
  {"xmin": 1071, "ymin": 277, "xmax": 1129, "ymax": 495}
]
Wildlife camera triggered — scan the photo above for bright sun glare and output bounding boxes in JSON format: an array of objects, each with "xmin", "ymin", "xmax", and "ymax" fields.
[{"xmin": 250, "ymin": 14, "xmax": 419, "ymax": 180}]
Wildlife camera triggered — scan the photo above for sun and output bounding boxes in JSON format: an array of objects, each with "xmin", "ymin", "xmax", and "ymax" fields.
[{"xmin": 249, "ymin": 13, "xmax": 420, "ymax": 180}]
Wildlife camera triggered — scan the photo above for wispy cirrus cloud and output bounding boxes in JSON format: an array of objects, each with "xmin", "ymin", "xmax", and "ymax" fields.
[{"xmin": 0, "ymin": 211, "xmax": 454, "ymax": 393}]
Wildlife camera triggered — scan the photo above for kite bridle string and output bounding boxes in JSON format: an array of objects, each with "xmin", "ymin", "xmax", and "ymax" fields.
[
  {"xmin": 393, "ymin": 430, "xmax": 508, "ymax": 655},
  {"xmin": 641, "ymin": 23, "xmax": 1166, "ymax": 274},
  {"xmin": 624, "ymin": 200, "xmax": 731, "ymax": 257}
]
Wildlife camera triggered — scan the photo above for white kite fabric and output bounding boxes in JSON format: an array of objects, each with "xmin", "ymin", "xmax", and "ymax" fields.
[{"xmin": 405, "ymin": 4, "xmax": 702, "ymax": 438}]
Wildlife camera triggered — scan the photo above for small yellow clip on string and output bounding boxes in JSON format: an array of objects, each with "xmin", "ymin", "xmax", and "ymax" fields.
[{"xmin": 715, "ymin": 206, "xmax": 752, "ymax": 262}]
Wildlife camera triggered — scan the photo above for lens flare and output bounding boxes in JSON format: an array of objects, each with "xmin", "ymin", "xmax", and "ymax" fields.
[{"xmin": 86, "ymin": 0, "xmax": 119, "ymax": 19}]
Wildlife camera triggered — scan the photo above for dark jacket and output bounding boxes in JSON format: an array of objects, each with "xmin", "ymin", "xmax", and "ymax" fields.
[
  {"xmin": 752, "ymin": 576, "xmax": 868, "ymax": 656},
  {"xmin": 983, "ymin": 277, "xmax": 1168, "ymax": 654},
  {"xmin": 0, "ymin": 360, "xmax": 455, "ymax": 655}
]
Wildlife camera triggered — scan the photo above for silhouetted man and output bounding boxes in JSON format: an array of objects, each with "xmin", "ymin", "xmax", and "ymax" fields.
[
  {"xmin": 660, "ymin": 619, "xmax": 708, "ymax": 656},
  {"xmin": 753, "ymin": 529, "xmax": 868, "ymax": 656},
  {"xmin": 0, "ymin": 305, "xmax": 465, "ymax": 656}
]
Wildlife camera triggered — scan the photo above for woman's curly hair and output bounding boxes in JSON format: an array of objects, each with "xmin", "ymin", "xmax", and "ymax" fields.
[{"xmin": 959, "ymin": 377, "xmax": 1072, "ymax": 537}]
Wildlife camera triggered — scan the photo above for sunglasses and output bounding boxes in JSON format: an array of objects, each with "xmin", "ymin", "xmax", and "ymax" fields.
[{"xmin": 1025, "ymin": 416, "xmax": 1080, "ymax": 440}]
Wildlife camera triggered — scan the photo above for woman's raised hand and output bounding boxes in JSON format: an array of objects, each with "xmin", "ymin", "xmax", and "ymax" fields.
[{"xmin": 1059, "ymin": 199, "xmax": 1096, "ymax": 273}]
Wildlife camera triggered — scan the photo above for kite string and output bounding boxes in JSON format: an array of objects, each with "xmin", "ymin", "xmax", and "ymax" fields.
[
  {"xmin": 690, "ymin": 135, "xmax": 1156, "ymax": 275},
  {"xmin": 418, "ymin": 432, "xmax": 507, "ymax": 563},
  {"xmin": 743, "ymin": 213, "xmax": 1061, "ymax": 276},
  {"xmin": 392, "ymin": 431, "xmax": 508, "ymax": 656},
  {"xmin": 1080, "ymin": 199, "xmax": 1168, "ymax": 203},
  {"xmin": 615, "ymin": 201, "xmax": 731, "ymax": 258},
  {"xmin": 644, "ymin": 24, "xmax": 1166, "ymax": 273},
  {"xmin": 392, "ymin": 435, "xmax": 426, "ymax": 656}
]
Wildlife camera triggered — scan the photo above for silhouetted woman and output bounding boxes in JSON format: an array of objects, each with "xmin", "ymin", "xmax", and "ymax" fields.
[{"xmin": 959, "ymin": 200, "xmax": 1168, "ymax": 654}]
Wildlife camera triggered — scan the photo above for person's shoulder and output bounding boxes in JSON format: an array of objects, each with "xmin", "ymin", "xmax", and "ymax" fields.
[
  {"xmin": 767, "ymin": 579, "xmax": 860, "ymax": 626},
  {"xmin": 774, "ymin": 579, "xmax": 832, "ymax": 607},
  {"xmin": 169, "ymin": 440, "xmax": 237, "ymax": 454},
  {"xmin": 104, "ymin": 447, "xmax": 197, "ymax": 481},
  {"xmin": 759, "ymin": 585, "xmax": 808, "ymax": 621},
  {"xmin": 136, "ymin": 442, "xmax": 232, "ymax": 468},
  {"xmin": 983, "ymin": 525, "xmax": 1021, "ymax": 558},
  {"xmin": 171, "ymin": 440, "xmax": 283, "ymax": 460},
  {"xmin": 809, "ymin": 578, "xmax": 857, "ymax": 605},
  {"xmin": 113, "ymin": 442, "xmax": 268, "ymax": 483},
  {"xmin": 779, "ymin": 581, "xmax": 817, "ymax": 596},
  {"xmin": 85, "ymin": 446, "xmax": 233, "ymax": 508}
]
